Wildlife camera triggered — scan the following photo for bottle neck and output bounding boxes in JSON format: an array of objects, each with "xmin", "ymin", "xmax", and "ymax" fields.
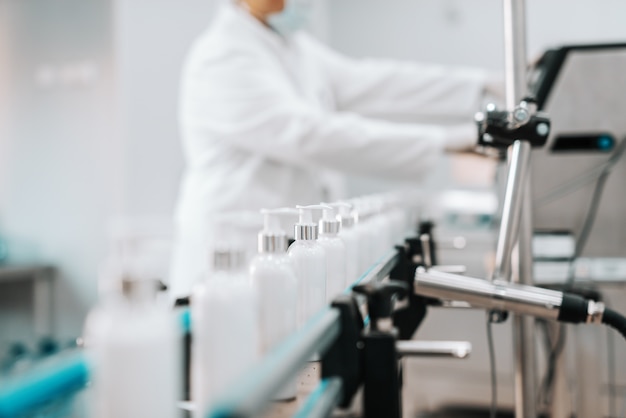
[
  {"xmin": 258, "ymin": 233, "xmax": 288, "ymax": 254},
  {"xmin": 340, "ymin": 215, "xmax": 354, "ymax": 229},
  {"xmin": 295, "ymin": 224, "xmax": 318, "ymax": 241},
  {"xmin": 213, "ymin": 249, "xmax": 246, "ymax": 271},
  {"xmin": 320, "ymin": 220, "xmax": 340, "ymax": 235},
  {"xmin": 121, "ymin": 278, "xmax": 160, "ymax": 304}
]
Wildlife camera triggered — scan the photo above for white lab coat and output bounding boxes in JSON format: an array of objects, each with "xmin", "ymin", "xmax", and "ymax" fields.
[{"xmin": 169, "ymin": 2, "xmax": 490, "ymax": 299}]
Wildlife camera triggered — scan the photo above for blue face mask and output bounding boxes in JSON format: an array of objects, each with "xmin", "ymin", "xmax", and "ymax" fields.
[{"xmin": 268, "ymin": 0, "xmax": 313, "ymax": 37}]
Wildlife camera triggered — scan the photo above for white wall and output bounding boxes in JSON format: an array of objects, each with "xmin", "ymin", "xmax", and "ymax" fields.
[
  {"xmin": 327, "ymin": 0, "xmax": 504, "ymax": 68},
  {"xmin": 0, "ymin": 0, "xmax": 124, "ymax": 341},
  {"xmin": 326, "ymin": 0, "xmax": 626, "ymax": 67},
  {"xmin": 0, "ymin": 0, "xmax": 224, "ymax": 343},
  {"xmin": 525, "ymin": 0, "xmax": 626, "ymax": 57},
  {"xmin": 112, "ymin": 0, "xmax": 218, "ymax": 217},
  {"xmin": 0, "ymin": 0, "xmax": 12, "ymax": 210}
]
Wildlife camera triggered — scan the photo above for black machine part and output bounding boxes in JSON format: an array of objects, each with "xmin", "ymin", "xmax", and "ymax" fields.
[
  {"xmin": 418, "ymin": 221, "xmax": 438, "ymax": 266},
  {"xmin": 475, "ymin": 99, "xmax": 551, "ymax": 149},
  {"xmin": 354, "ymin": 282, "xmax": 409, "ymax": 418},
  {"xmin": 321, "ymin": 295, "xmax": 364, "ymax": 409},
  {"xmin": 353, "ymin": 281, "xmax": 409, "ymax": 331},
  {"xmin": 361, "ymin": 332, "xmax": 403, "ymax": 418},
  {"xmin": 390, "ymin": 242, "xmax": 430, "ymax": 340}
]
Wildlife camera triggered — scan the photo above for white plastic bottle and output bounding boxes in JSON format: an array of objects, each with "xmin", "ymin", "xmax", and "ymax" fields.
[
  {"xmin": 249, "ymin": 208, "xmax": 298, "ymax": 400},
  {"xmin": 192, "ymin": 247, "xmax": 259, "ymax": 417},
  {"xmin": 85, "ymin": 261, "xmax": 182, "ymax": 418},
  {"xmin": 351, "ymin": 198, "xmax": 376, "ymax": 273},
  {"xmin": 385, "ymin": 192, "xmax": 408, "ymax": 245},
  {"xmin": 372, "ymin": 196, "xmax": 394, "ymax": 256},
  {"xmin": 289, "ymin": 205, "xmax": 327, "ymax": 328},
  {"xmin": 334, "ymin": 202, "xmax": 360, "ymax": 288},
  {"xmin": 318, "ymin": 205, "xmax": 347, "ymax": 302}
]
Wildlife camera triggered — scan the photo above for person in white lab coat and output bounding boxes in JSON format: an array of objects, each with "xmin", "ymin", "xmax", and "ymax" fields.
[{"xmin": 169, "ymin": 0, "xmax": 501, "ymax": 300}]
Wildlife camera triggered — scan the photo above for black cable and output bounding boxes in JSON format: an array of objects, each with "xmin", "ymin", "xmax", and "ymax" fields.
[
  {"xmin": 486, "ymin": 313, "xmax": 497, "ymax": 418},
  {"xmin": 537, "ymin": 136, "xmax": 626, "ymax": 207},
  {"xmin": 603, "ymin": 305, "xmax": 626, "ymax": 418},
  {"xmin": 539, "ymin": 323, "xmax": 567, "ymax": 407},
  {"xmin": 602, "ymin": 308, "xmax": 626, "ymax": 342},
  {"xmin": 607, "ymin": 308, "xmax": 617, "ymax": 418},
  {"xmin": 564, "ymin": 137, "xmax": 624, "ymax": 287},
  {"xmin": 564, "ymin": 171, "xmax": 609, "ymax": 288}
]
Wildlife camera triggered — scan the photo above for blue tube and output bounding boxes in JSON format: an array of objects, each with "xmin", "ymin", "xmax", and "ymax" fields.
[
  {"xmin": 293, "ymin": 379, "xmax": 329, "ymax": 418},
  {"xmin": 293, "ymin": 378, "xmax": 343, "ymax": 418},
  {"xmin": 179, "ymin": 308, "xmax": 191, "ymax": 334},
  {"xmin": 0, "ymin": 352, "xmax": 90, "ymax": 418}
]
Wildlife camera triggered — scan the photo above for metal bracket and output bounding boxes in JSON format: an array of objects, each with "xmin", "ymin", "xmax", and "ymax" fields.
[
  {"xmin": 321, "ymin": 295, "xmax": 364, "ymax": 409},
  {"xmin": 390, "ymin": 244, "xmax": 429, "ymax": 340}
]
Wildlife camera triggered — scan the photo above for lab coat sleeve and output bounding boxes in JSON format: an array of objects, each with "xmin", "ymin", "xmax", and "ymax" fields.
[
  {"xmin": 181, "ymin": 50, "xmax": 465, "ymax": 182},
  {"xmin": 299, "ymin": 34, "xmax": 489, "ymax": 123}
]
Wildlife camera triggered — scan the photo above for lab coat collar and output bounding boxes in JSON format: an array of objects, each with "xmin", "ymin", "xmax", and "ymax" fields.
[{"xmin": 221, "ymin": 0, "xmax": 295, "ymax": 48}]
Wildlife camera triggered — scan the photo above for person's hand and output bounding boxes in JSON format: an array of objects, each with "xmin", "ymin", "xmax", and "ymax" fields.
[{"xmin": 443, "ymin": 124, "xmax": 478, "ymax": 153}]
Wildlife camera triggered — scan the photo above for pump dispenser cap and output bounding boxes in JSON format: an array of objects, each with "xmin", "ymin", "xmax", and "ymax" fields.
[
  {"xmin": 320, "ymin": 203, "xmax": 341, "ymax": 235},
  {"xmin": 213, "ymin": 248, "xmax": 246, "ymax": 271},
  {"xmin": 295, "ymin": 205, "xmax": 329, "ymax": 241},
  {"xmin": 210, "ymin": 213, "xmax": 249, "ymax": 271},
  {"xmin": 107, "ymin": 256, "xmax": 162, "ymax": 302},
  {"xmin": 259, "ymin": 208, "xmax": 297, "ymax": 253},
  {"xmin": 332, "ymin": 202, "xmax": 355, "ymax": 229},
  {"xmin": 350, "ymin": 198, "xmax": 368, "ymax": 224}
]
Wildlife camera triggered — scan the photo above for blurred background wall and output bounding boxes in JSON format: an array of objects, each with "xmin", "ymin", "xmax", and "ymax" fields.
[{"xmin": 0, "ymin": 0, "xmax": 122, "ymax": 342}]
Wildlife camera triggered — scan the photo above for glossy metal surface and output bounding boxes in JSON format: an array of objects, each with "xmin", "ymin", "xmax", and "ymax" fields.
[
  {"xmin": 492, "ymin": 140, "xmax": 531, "ymax": 282},
  {"xmin": 396, "ymin": 341, "xmax": 472, "ymax": 359},
  {"xmin": 414, "ymin": 269, "xmax": 562, "ymax": 320}
]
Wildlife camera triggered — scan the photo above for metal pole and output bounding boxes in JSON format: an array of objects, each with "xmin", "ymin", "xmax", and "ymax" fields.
[
  {"xmin": 503, "ymin": 0, "xmax": 528, "ymax": 107},
  {"xmin": 512, "ymin": 177, "xmax": 537, "ymax": 418},
  {"xmin": 492, "ymin": 140, "xmax": 531, "ymax": 282},
  {"xmin": 502, "ymin": 1, "xmax": 537, "ymax": 417}
]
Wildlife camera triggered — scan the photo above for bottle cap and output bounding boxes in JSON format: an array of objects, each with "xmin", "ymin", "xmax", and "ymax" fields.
[
  {"xmin": 103, "ymin": 255, "xmax": 162, "ymax": 302},
  {"xmin": 319, "ymin": 203, "xmax": 341, "ymax": 235},
  {"xmin": 211, "ymin": 213, "xmax": 249, "ymax": 271},
  {"xmin": 331, "ymin": 202, "xmax": 355, "ymax": 229},
  {"xmin": 259, "ymin": 208, "xmax": 298, "ymax": 253},
  {"xmin": 350, "ymin": 198, "xmax": 371, "ymax": 224},
  {"xmin": 213, "ymin": 248, "xmax": 247, "ymax": 271},
  {"xmin": 295, "ymin": 205, "xmax": 329, "ymax": 241}
]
